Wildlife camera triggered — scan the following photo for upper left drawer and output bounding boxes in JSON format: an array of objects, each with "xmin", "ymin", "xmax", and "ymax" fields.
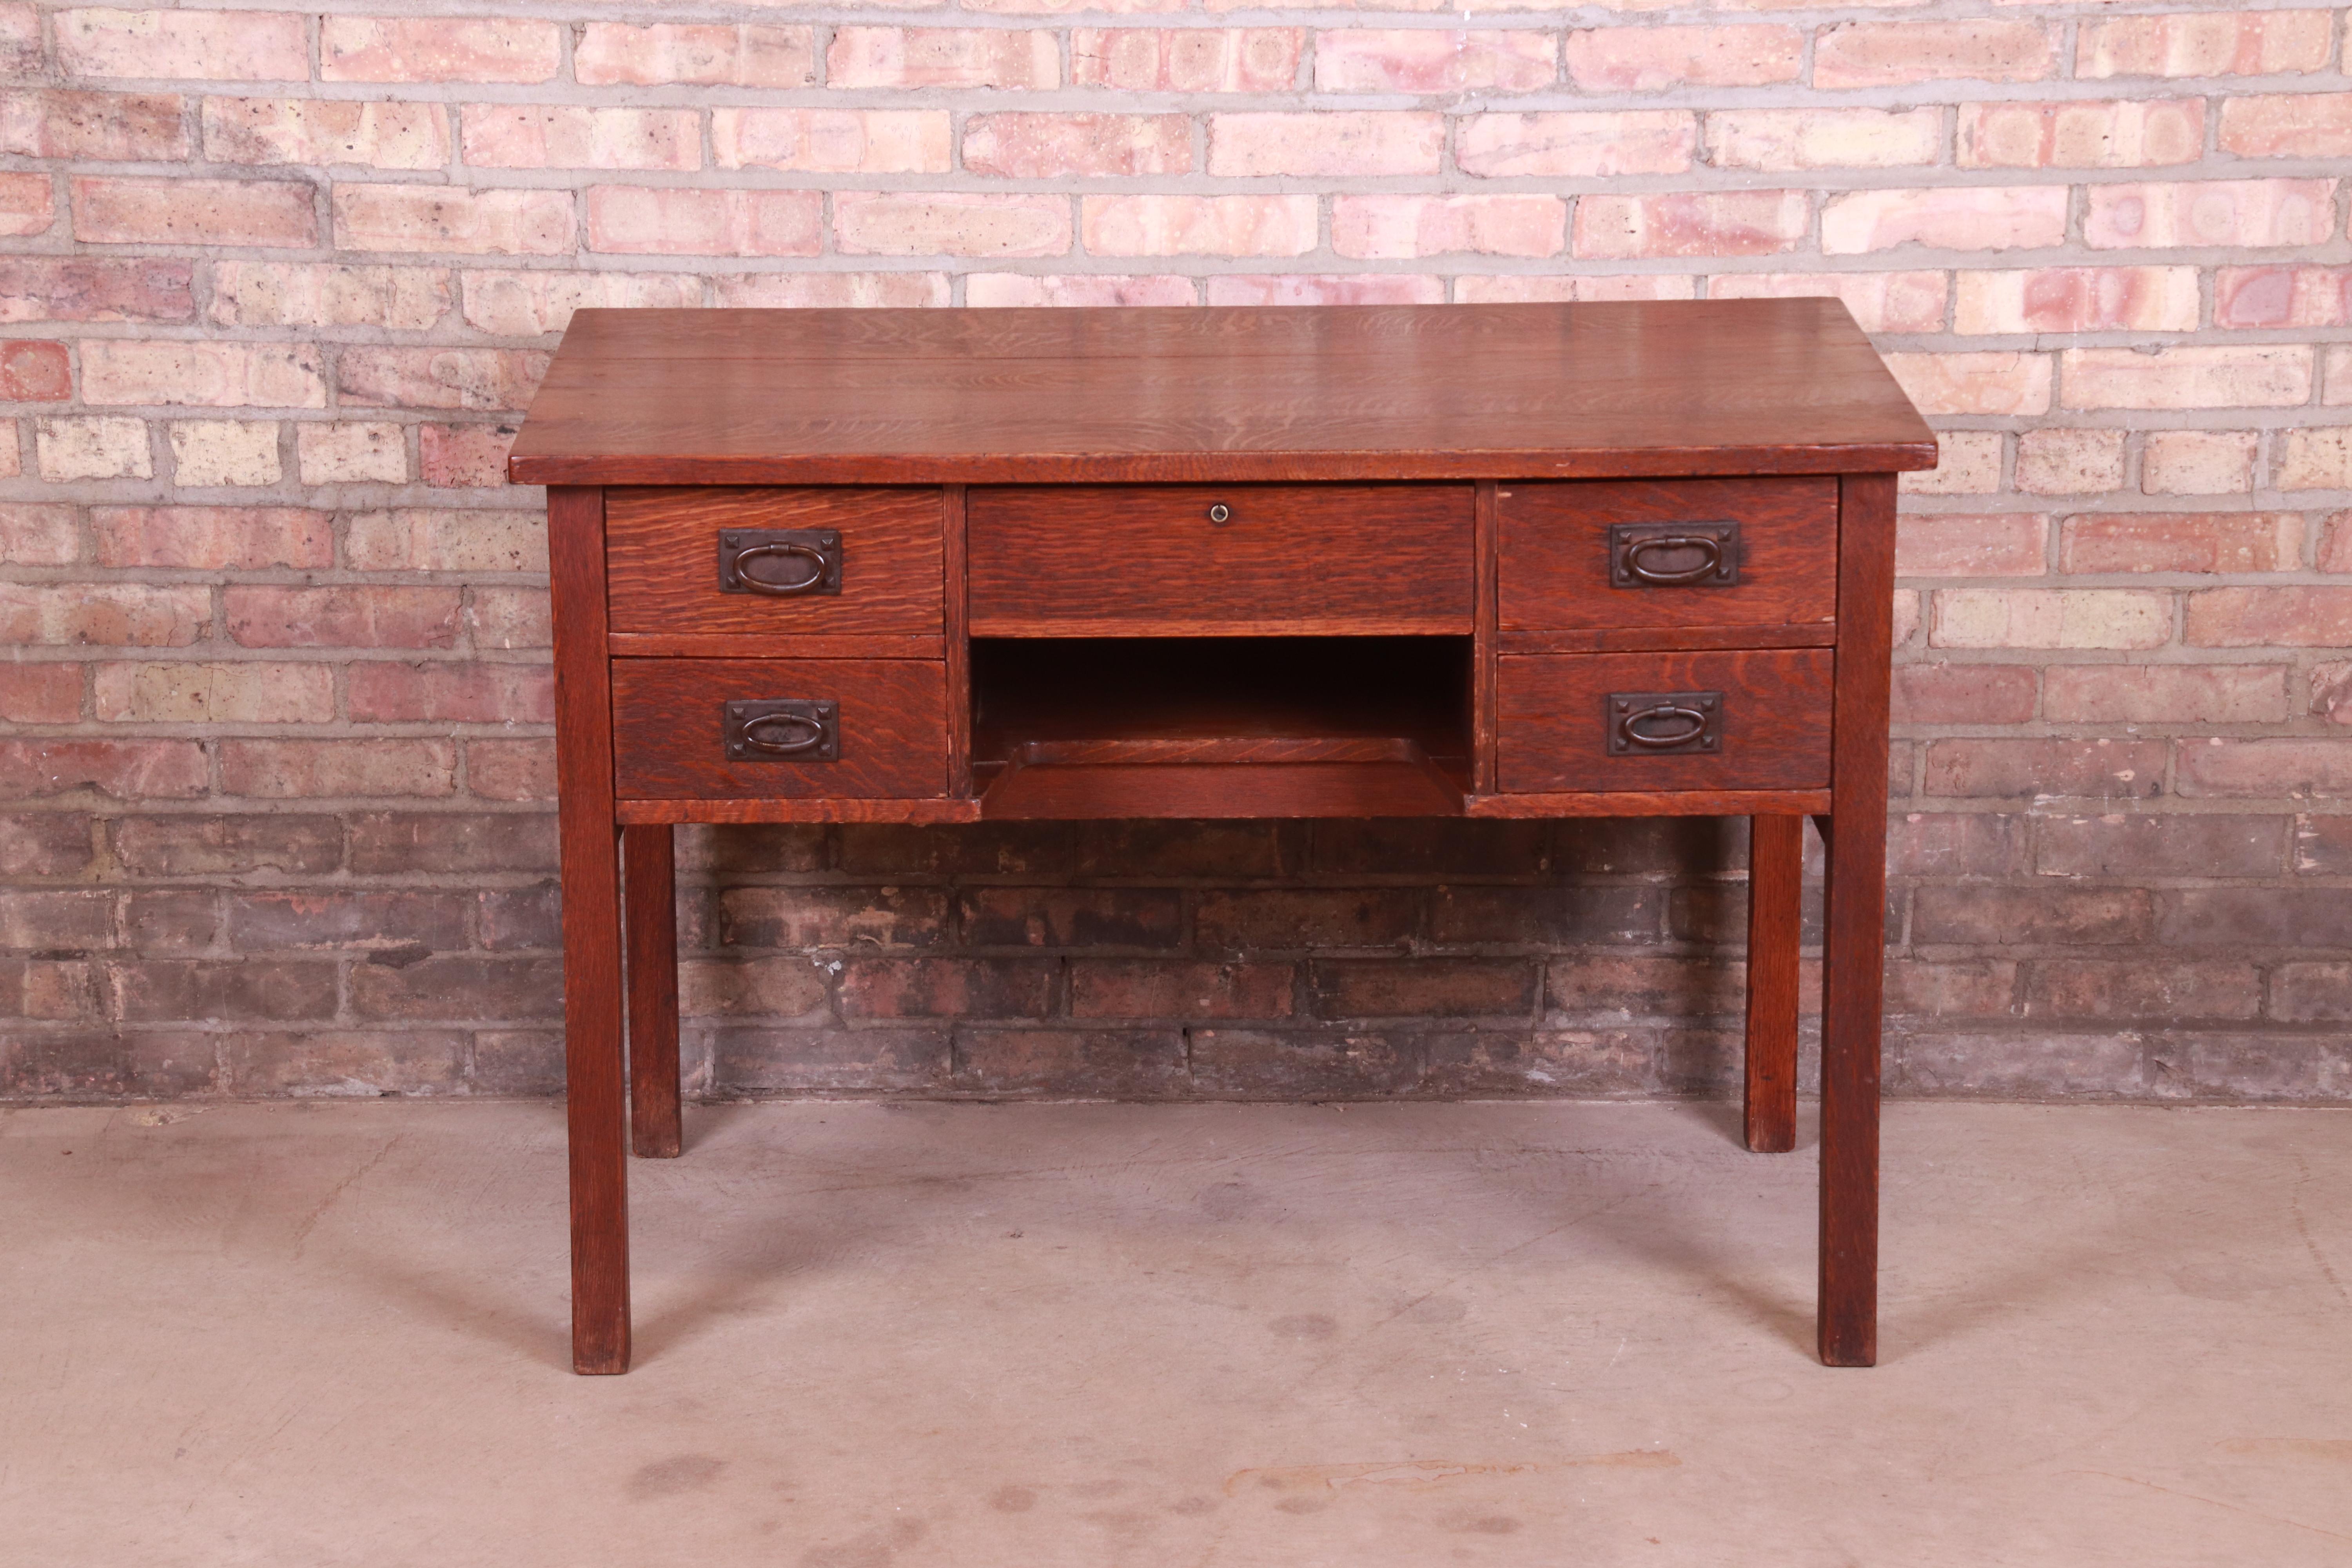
[{"xmin": 605, "ymin": 487, "xmax": 944, "ymax": 636}]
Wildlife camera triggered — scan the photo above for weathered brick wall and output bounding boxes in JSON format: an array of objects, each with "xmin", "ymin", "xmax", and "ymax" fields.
[{"xmin": 2, "ymin": 2, "xmax": 2347, "ymax": 1103}]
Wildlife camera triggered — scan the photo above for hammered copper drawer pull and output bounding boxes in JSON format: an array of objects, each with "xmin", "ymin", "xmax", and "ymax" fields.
[
  {"xmin": 1606, "ymin": 690, "xmax": 1722, "ymax": 755},
  {"xmin": 718, "ymin": 529, "xmax": 842, "ymax": 597},
  {"xmin": 722, "ymin": 699, "xmax": 839, "ymax": 760},
  {"xmin": 1610, "ymin": 522, "xmax": 1740, "ymax": 588}
]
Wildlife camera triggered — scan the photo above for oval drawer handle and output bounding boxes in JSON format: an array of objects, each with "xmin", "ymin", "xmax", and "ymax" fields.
[
  {"xmin": 730, "ymin": 540, "xmax": 830, "ymax": 595},
  {"xmin": 1622, "ymin": 534, "xmax": 1724, "ymax": 586},
  {"xmin": 723, "ymin": 699, "xmax": 840, "ymax": 762},
  {"xmin": 737, "ymin": 709, "xmax": 827, "ymax": 755},
  {"xmin": 1617, "ymin": 702, "xmax": 1710, "ymax": 750}
]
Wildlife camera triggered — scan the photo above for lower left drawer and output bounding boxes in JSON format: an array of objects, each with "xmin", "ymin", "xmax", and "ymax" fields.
[{"xmin": 611, "ymin": 659, "xmax": 947, "ymax": 799}]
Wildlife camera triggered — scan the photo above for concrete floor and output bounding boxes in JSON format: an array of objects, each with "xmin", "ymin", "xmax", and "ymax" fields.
[{"xmin": 3, "ymin": 1101, "xmax": 2348, "ymax": 1568}]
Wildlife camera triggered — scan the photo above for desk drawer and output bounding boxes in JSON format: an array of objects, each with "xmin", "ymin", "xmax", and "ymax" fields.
[
  {"xmin": 606, "ymin": 488, "xmax": 944, "ymax": 636},
  {"xmin": 1497, "ymin": 649, "xmax": 1832, "ymax": 793},
  {"xmin": 612, "ymin": 658, "xmax": 946, "ymax": 799},
  {"xmin": 1499, "ymin": 478, "xmax": 1836, "ymax": 635},
  {"xmin": 968, "ymin": 484, "xmax": 1473, "ymax": 635}
]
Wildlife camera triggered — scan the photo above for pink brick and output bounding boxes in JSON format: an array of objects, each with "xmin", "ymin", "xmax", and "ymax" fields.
[
  {"xmin": 2016, "ymin": 429, "xmax": 2126, "ymax": 496},
  {"xmin": 1564, "ymin": 25, "xmax": 1800, "ymax": 90},
  {"xmin": 0, "ymin": 739, "xmax": 205, "ymax": 801},
  {"xmin": 2216, "ymin": 267, "xmax": 2352, "ymax": 329},
  {"xmin": 459, "ymin": 270, "xmax": 701, "ymax": 337},
  {"xmin": 1931, "ymin": 588, "xmax": 2171, "ymax": 650},
  {"xmin": 94, "ymin": 661, "xmax": 331, "ymax": 724},
  {"xmin": 73, "ymin": 177, "xmax": 314, "ymax": 247},
  {"xmin": 0, "ymin": 4, "xmax": 32, "ymax": 76},
  {"xmin": 0, "ymin": 504, "xmax": 79, "ymax": 565},
  {"xmin": 1081, "ymin": 194, "xmax": 1316, "ymax": 258},
  {"xmin": 82, "ymin": 339, "xmax": 324, "ymax": 408},
  {"xmin": 1958, "ymin": 100, "xmax": 2205, "ymax": 169},
  {"xmin": 466, "ymin": 740, "xmax": 555, "ymax": 802},
  {"xmin": 1814, "ymin": 21, "xmax": 2057, "ymax": 89},
  {"xmin": 964, "ymin": 114, "xmax": 1191, "ymax": 178},
  {"xmin": 322, "ymin": 17, "xmax": 559, "ymax": 84},
  {"xmin": 2085, "ymin": 181, "xmax": 2335, "ymax": 250},
  {"xmin": 1707, "ymin": 272, "xmax": 1947, "ymax": 334},
  {"xmin": 221, "ymin": 739, "xmax": 456, "ymax": 800},
  {"xmin": 575, "ymin": 24, "xmax": 814, "ymax": 88},
  {"xmin": 1904, "ymin": 431, "xmax": 2003, "ymax": 498},
  {"xmin": 209, "ymin": 263, "xmax": 450, "ymax": 331},
  {"xmin": 962, "ymin": 0, "xmax": 1184, "ymax": 12},
  {"xmin": 1332, "ymin": 194, "xmax": 1563, "ymax": 259},
  {"xmin": 835, "ymin": 192, "xmax": 1069, "ymax": 258},
  {"xmin": 344, "ymin": 508, "xmax": 543, "ymax": 573},
  {"xmin": 2322, "ymin": 514, "xmax": 2352, "ymax": 572},
  {"xmin": 419, "ymin": 423, "xmax": 516, "ymax": 488},
  {"xmin": 335, "ymin": 186, "xmax": 573, "ymax": 257},
  {"xmin": 1573, "ymin": 191, "xmax": 1806, "ymax": 260},
  {"xmin": 0, "ymin": 425, "xmax": 17, "ymax": 477},
  {"xmin": 2078, "ymin": 12, "xmax": 2334, "ymax": 80},
  {"xmin": 1896, "ymin": 513, "xmax": 2046, "ymax": 577},
  {"xmin": 710, "ymin": 274, "xmax": 950, "ymax": 310},
  {"xmin": 1314, "ymin": 29, "xmax": 1556, "ymax": 92},
  {"xmin": 2062, "ymin": 346, "xmax": 2311, "ymax": 410},
  {"xmin": 0, "ymin": 583, "xmax": 209, "ymax": 646},
  {"xmin": 2179, "ymin": 739, "xmax": 2352, "ymax": 799},
  {"xmin": 1071, "ymin": 28, "xmax": 1299, "ymax": 92},
  {"xmin": 93, "ymin": 506, "xmax": 329, "ymax": 569},
  {"xmin": 1954, "ymin": 268, "xmax": 2200, "ymax": 334},
  {"xmin": 1884, "ymin": 352, "xmax": 2053, "ymax": 416},
  {"xmin": 966, "ymin": 274, "xmax": 1197, "ymax": 308},
  {"xmin": 2327, "ymin": 345, "xmax": 2352, "ymax": 408},
  {"xmin": 713, "ymin": 109, "xmax": 951, "ymax": 174},
  {"xmin": 587, "ymin": 187, "xmax": 824, "ymax": 257},
  {"xmin": 462, "ymin": 107, "xmax": 700, "ymax": 172},
  {"xmin": 1704, "ymin": 108, "xmax": 1939, "ymax": 171},
  {"xmin": 56, "ymin": 9, "xmax": 307, "ymax": 81},
  {"xmin": 2186, "ymin": 587, "xmax": 2352, "ymax": 648},
  {"xmin": 0, "ymin": 90, "xmax": 188, "ymax": 161},
  {"xmin": 1205, "ymin": 274, "xmax": 1446, "ymax": 307},
  {"xmin": 1456, "ymin": 275, "xmax": 1698, "ymax": 303},
  {"xmin": 0, "ymin": 339, "xmax": 68, "ymax": 401},
  {"xmin": 2059, "ymin": 512, "xmax": 2302, "ymax": 574},
  {"xmin": 828, "ymin": 28, "xmax": 1058, "ymax": 90},
  {"xmin": 1209, "ymin": 113, "xmax": 1443, "ymax": 177},
  {"xmin": 338, "ymin": 348, "xmax": 549, "ymax": 412},
  {"xmin": 348, "ymin": 662, "xmax": 553, "ymax": 725},
  {"xmin": 203, "ymin": 99, "xmax": 447, "ymax": 171},
  {"xmin": 0, "ymin": 664, "xmax": 81, "ymax": 724},
  {"xmin": 2045, "ymin": 666, "xmax": 2289, "ymax": 725},
  {"xmin": 1457, "ymin": 112, "xmax": 1695, "ymax": 178},
  {"xmin": 226, "ymin": 586, "xmax": 462, "ymax": 650},
  {"xmin": 2221, "ymin": 94, "xmax": 2352, "ymax": 159},
  {"xmin": 466, "ymin": 589, "xmax": 550, "ymax": 650},
  {"xmin": 0, "ymin": 257, "xmax": 195, "ymax": 323},
  {"xmin": 1822, "ymin": 187, "xmax": 2068, "ymax": 255},
  {"xmin": 2280, "ymin": 430, "xmax": 2352, "ymax": 492},
  {"xmin": 2144, "ymin": 431, "xmax": 2259, "ymax": 496},
  {"xmin": 0, "ymin": 172, "xmax": 53, "ymax": 237},
  {"xmin": 1890, "ymin": 663, "xmax": 2036, "ymax": 726}
]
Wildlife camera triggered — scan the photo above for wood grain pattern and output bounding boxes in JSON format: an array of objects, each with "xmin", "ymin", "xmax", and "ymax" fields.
[
  {"xmin": 508, "ymin": 302, "xmax": 1940, "ymax": 486},
  {"xmin": 608, "ymin": 633, "xmax": 943, "ymax": 660},
  {"xmin": 604, "ymin": 486, "xmax": 943, "ymax": 636},
  {"xmin": 612, "ymin": 658, "xmax": 946, "ymax": 800},
  {"xmin": 1819, "ymin": 473, "xmax": 1896, "ymax": 1368},
  {"xmin": 1465, "ymin": 789, "xmax": 1830, "ymax": 819},
  {"xmin": 1743, "ymin": 814, "xmax": 1804, "ymax": 1156},
  {"xmin": 982, "ymin": 748, "xmax": 1463, "ymax": 820},
  {"xmin": 547, "ymin": 485, "xmax": 630, "ymax": 1376},
  {"xmin": 945, "ymin": 484, "xmax": 971, "ymax": 799},
  {"xmin": 1473, "ymin": 479, "xmax": 1498, "ymax": 795},
  {"xmin": 623, "ymin": 823, "xmax": 681, "ymax": 1161},
  {"xmin": 967, "ymin": 484, "xmax": 1472, "ymax": 635},
  {"xmin": 1499, "ymin": 625, "xmax": 1836, "ymax": 655},
  {"xmin": 1495, "ymin": 649, "xmax": 1833, "ymax": 795},
  {"xmin": 616, "ymin": 797, "xmax": 981, "ymax": 824},
  {"xmin": 1498, "ymin": 477, "xmax": 1838, "ymax": 633}
]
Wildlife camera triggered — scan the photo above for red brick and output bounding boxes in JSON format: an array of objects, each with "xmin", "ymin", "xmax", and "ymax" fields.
[
  {"xmin": 0, "ymin": 739, "xmax": 207, "ymax": 800},
  {"xmin": 2025, "ymin": 960, "xmax": 2260, "ymax": 1022},
  {"xmin": 2044, "ymin": 666, "xmax": 2289, "ymax": 725},
  {"xmin": 837, "ymin": 192, "xmax": 1068, "ymax": 258},
  {"xmin": 1954, "ymin": 267, "xmax": 2199, "ymax": 335},
  {"xmin": 2227, "ymin": 267, "xmax": 2352, "ymax": 327},
  {"xmin": 347, "ymin": 955, "xmax": 561, "ymax": 1021},
  {"xmin": 1071, "ymin": 28, "xmax": 1298, "ymax": 92},
  {"xmin": 465, "ymin": 590, "xmax": 549, "ymax": 650},
  {"xmin": 347, "ymin": 661, "xmax": 553, "ymax": 724},
  {"xmin": 2079, "ymin": 12, "xmax": 2333, "ymax": 79},
  {"xmin": 0, "ymin": 4, "xmax": 34, "ymax": 75},
  {"xmin": 1573, "ymin": 191, "xmax": 1805, "ymax": 259},
  {"xmin": 0, "ymin": 503, "xmax": 74, "ymax": 566},
  {"xmin": 1308, "ymin": 958, "xmax": 1537, "ymax": 1020},
  {"xmin": 1885, "ymin": 960, "xmax": 2019, "ymax": 1019},
  {"xmin": 94, "ymin": 661, "xmax": 330, "ymax": 724},
  {"xmin": 1822, "ymin": 186, "xmax": 2067, "ymax": 254},
  {"xmin": 111, "ymin": 960, "xmax": 339, "ymax": 1024},
  {"xmin": 418, "ymin": 423, "xmax": 515, "ymax": 488},
  {"xmin": 840, "ymin": 958, "xmax": 1054, "ymax": 1020},
  {"xmin": 2059, "ymin": 512, "xmax": 2302, "ymax": 574},
  {"xmin": 1081, "ymin": 194, "xmax": 1314, "ymax": 258},
  {"xmin": 1896, "ymin": 513, "xmax": 2045, "ymax": 577},
  {"xmin": 679, "ymin": 957, "xmax": 828, "ymax": 1020},
  {"xmin": 229, "ymin": 891, "xmax": 470, "ymax": 954},
  {"xmin": 91, "ymin": 506, "xmax": 328, "ymax": 570},
  {"xmin": 2144, "ymin": 432, "xmax": 2260, "ymax": 497},
  {"xmin": 0, "ymin": 583, "xmax": 208, "ymax": 646},
  {"xmin": 1332, "ymin": 194, "xmax": 1563, "ymax": 259},
  {"xmin": 56, "ymin": 9, "xmax": 307, "ymax": 81},
  {"xmin": 712, "ymin": 109, "xmax": 949, "ymax": 175},
  {"xmin": 2178, "ymin": 740, "xmax": 2352, "ymax": 800},
  {"xmin": 964, "ymin": 114, "xmax": 1191, "ymax": 178},
  {"xmin": 337, "ymin": 348, "xmax": 548, "ymax": 412},
  {"xmin": 827, "ymin": 28, "xmax": 1058, "ymax": 89},
  {"xmin": 72, "ymin": 177, "xmax": 315, "ymax": 248},
  {"xmin": 574, "ymin": 24, "xmax": 813, "ymax": 87},
  {"xmin": 0, "ymin": 172, "xmax": 51, "ymax": 237},
  {"xmin": 0, "ymin": 813, "xmax": 96, "ymax": 877},
  {"xmin": 2037, "ymin": 813, "xmax": 2287, "ymax": 879},
  {"xmin": 0, "ymin": 339, "xmax": 68, "ymax": 402},
  {"xmin": 0, "ymin": 90, "xmax": 187, "ymax": 160},
  {"xmin": 1457, "ymin": 111, "xmax": 1695, "ymax": 178},
  {"xmin": 1565, "ymin": 25, "xmax": 1797, "ymax": 90},
  {"xmin": 1888, "ymin": 812, "xmax": 2028, "ymax": 878},
  {"xmin": 220, "ymin": 739, "xmax": 457, "ymax": 799},
  {"xmin": 1204, "ymin": 275, "xmax": 1445, "ymax": 307},
  {"xmin": 335, "ymin": 186, "xmax": 573, "ymax": 257},
  {"xmin": 1546, "ymin": 955, "xmax": 1741, "ymax": 1017},
  {"xmin": 1891, "ymin": 663, "xmax": 2037, "ymax": 725},
  {"xmin": 321, "ymin": 17, "xmax": 560, "ymax": 83},
  {"xmin": 206, "ymin": 98, "xmax": 447, "ymax": 170},
  {"xmin": 2323, "ymin": 514, "xmax": 2352, "ymax": 573},
  {"xmin": 1069, "ymin": 960, "xmax": 1294, "ymax": 1020},
  {"xmin": 1209, "ymin": 112, "xmax": 1443, "ymax": 177},
  {"xmin": 2186, "ymin": 588, "xmax": 2352, "ymax": 648},
  {"xmin": 1316, "ymin": 29, "xmax": 1557, "ymax": 92},
  {"xmin": 960, "ymin": 886, "xmax": 1185, "ymax": 949},
  {"xmin": 464, "ymin": 740, "xmax": 554, "ymax": 802},
  {"xmin": 956, "ymin": 1029, "xmax": 1188, "ymax": 1098},
  {"xmin": 1706, "ymin": 272, "xmax": 1946, "ymax": 334},
  {"xmin": 1813, "ymin": 21, "xmax": 2057, "ymax": 89},
  {"xmin": 2272, "ymin": 966, "xmax": 2352, "ymax": 1024},
  {"xmin": 2085, "ymin": 180, "xmax": 2334, "ymax": 249},
  {"xmin": 226, "ymin": 586, "xmax": 461, "ymax": 650},
  {"xmin": 0, "ymin": 664, "xmax": 81, "ymax": 724},
  {"xmin": 1911, "ymin": 885, "xmax": 2157, "ymax": 946},
  {"xmin": 1195, "ymin": 889, "xmax": 1419, "ymax": 951},
  {"xmin": 1958, "ymin": 100, "xmax": 2203, "ymax": 169},
  {"xmin": 0, "ymin": 257, "xmax": 194, "ymax": 324},
  {"xmin": 718, "ymin": 885, "xmax": 947, "ymax": 949},
  {"xmin": 459, "ymin": 107, "xmax": 697, "ymax": 173},
  {"xmin": 1922, "ymin": 739, "xmax": 2167, "ymax": 800}
]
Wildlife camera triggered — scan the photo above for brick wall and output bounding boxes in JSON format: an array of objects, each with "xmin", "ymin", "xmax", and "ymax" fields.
[{"xmin": 2, "ymin": 2, "xmax": 2348, "ymax": 1103}]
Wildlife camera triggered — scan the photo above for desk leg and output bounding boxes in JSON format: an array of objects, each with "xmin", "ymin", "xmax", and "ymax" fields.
[
  {"xmin": 1742, "ymin": 815, "xmax": 1803, "ymax": 1154},
  {"xmin": 1818, "ymin": 472, "xmax": 1894, "ymax": 1368},
  {"xmin": 624, "ymin": 824, "xmax": 682, "ymax": 1160}
]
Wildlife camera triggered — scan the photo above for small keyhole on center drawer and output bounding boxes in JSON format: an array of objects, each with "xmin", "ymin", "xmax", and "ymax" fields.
[{"xmin": 1207, "ymin": 503, "xmax": 1232, "ymax": 524}]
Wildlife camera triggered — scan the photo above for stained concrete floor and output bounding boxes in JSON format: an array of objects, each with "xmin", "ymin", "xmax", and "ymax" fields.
[{"xmin": 3, "ymin": 1100, "xmax": 2349, "ymax": 1567}]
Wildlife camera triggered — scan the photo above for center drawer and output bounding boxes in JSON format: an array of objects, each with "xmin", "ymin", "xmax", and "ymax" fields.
[{"xmin": 968, "ymin": 484, "xmax": 1473, "ymax": 636}]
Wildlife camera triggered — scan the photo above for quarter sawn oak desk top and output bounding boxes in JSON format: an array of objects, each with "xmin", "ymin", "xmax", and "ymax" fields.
[{"xmin": 510, "ymin": 299, "xmax": 1937, "ymax": 1376}]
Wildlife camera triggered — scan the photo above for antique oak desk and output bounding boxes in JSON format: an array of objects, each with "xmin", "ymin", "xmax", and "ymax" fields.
[{"xmin": 508, "ymin": 300, "xmax": 1937, "ymax": 1375}]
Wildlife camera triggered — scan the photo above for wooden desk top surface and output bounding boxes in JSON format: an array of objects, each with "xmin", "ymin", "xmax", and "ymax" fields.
[{"xmin": 508, "ymin": 299, "xmax": 1937, "ymax": 487}]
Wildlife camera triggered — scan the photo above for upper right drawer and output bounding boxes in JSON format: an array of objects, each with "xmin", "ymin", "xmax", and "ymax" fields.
[{"xmin": 1497, "ymin": 478, "xmax": 1837, "ymax": 635}]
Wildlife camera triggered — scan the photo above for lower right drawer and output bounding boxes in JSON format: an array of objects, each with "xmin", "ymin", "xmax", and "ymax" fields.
[{"xmin": 1497, "ymin": 649, "xmax": 1833, "ymax": 793}]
